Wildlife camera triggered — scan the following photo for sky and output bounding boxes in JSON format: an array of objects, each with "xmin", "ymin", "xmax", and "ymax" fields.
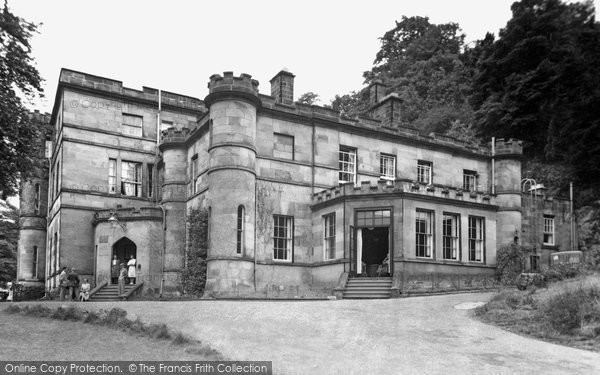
[{"xmin": 9, "ymin": 0, "xmax": 600, "ymax": 113}]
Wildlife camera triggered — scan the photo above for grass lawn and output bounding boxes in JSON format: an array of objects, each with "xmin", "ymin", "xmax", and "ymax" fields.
[
  {"xmin": 474, "ymin": 272, "xmax": 600, "ymax": 352},
  {"xmin": 0, "ymin": 307, "xmax": 222, "ymax": 361}
]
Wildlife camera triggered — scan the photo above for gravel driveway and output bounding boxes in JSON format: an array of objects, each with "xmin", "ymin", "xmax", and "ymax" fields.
[{"xmin": 27, "ymin": 293, "xmax": 600, "ymax": 374}]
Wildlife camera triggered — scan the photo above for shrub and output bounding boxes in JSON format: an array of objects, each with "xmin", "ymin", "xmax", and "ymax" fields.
[
  {"xmin": 496, "ymin": 243, "xmax": 528, "ymax": 285},
  {"xmin": 103, "ymin": 308, "xmax": 128, "ymax": 326},
  {"xmin": 541, "ymin": 263, "xmax": 582, "ymax": 283},
  {"xmin": 538, "ymin": 282, "xmax": 600, "ymax": 335},
  {"xmin": 148, "ymin": 323, "xmax": 171, "ymax": 340},
  {"xmin": 3, "ymin": 304, "xmax": 21, "ymax": 314},
  {"xmin": 24, "ymin": 304, "xmax": 52, "ymax": 317},
  {"xmin": 584, "ymin": 247, "xmax": 600, "ymax": 270},
  {"xmin": 171, "ymin": 332, "xmax": 190, "ymax": 345}
]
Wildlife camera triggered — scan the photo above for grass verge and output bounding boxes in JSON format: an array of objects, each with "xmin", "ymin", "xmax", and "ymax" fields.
[
  {"xmin": 3, "ymin": 304, "xmax": 223, "ymax": 359},
  {"xmin": 474, "ymin": 273, "xmax": 600, "ymax": 352}
]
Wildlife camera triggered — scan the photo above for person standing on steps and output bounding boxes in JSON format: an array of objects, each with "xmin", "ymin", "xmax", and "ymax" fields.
[
  {"xmin": 118, "ymin": 263, "xmax": 127, "ymax": 298},
  {"xmin": 58, "ymin": 267, "xmax": 68, "ymax": 301},
  {"xmin": 68, "ymin": 267, "xmax": 80, "ymax": 301},
  {"xmin": 127, "ymin": 254, "xmax": 137, "ymax": 285},
  {"xmin": 111, "ymin": 254, "xmax": 119, "ymax": 284}
]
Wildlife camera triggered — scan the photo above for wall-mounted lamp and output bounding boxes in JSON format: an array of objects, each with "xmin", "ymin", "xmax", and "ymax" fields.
[{"xmin": 108, "ymin": 212, "xmax": 127, "ymax": 231}]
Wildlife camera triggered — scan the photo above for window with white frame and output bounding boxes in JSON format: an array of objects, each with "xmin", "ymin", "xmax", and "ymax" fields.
[
  {"xmin": 468, "ymin": 216, "xmax": 484, "ymax": 262},
  {"xmin": 443, "ymin": 213, "xmax": 459, "ymax": 260},
  {"xmin": 190, "ymin": 155, "xmax": 198, "ymax": 194},
  {"xmin": 380, "ymin": 154, "xmax": 396, "ymax": 180},
  {"xmin": 121, "ymin": 161, "xmax": 142, "ymax": 197},
  {"xmin": 324, "ymin": 213, "xmax": 336, "ymax": 260},
  {"xmin": 416, "ymin": 210, "xmax": 433, "ymax": 258},
  {"xmin": 339, "ymin": 147, "xmax": 357, "ymax": 183},
  {"xmin": 122, "ymin": 113, "xmax": 143, "ymax": 137},
  {"xmin": 147, "ymin": 164, "xmax": 154, "ymax": 198},
  {"xmin": 237, "ymin": 205, "xmax": 245, "ymax": 254},
  {"xmin": 463, "ymin": 170, "xmax": 478, "ymax": 191},
  {"xmin": 417, "ymin": 160, "xmax": 432, "ymax": 184},
  {"xmin": 273, "ymin": 215, "xmax": 293, "ymax": 261},
  {"xmin": 108, "ymin": 159, "xmax": 117, "ymax": 194},
  {"xmin": 543, "ymin": 216, "xmax": 555, "ymax": 246}
]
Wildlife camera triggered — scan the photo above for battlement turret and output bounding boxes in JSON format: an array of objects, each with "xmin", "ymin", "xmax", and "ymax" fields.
[
  {"xmin": 205, "ymin": 72, "xmax": 260, "ymax": 108},
  {"xmin": 494, "ymin": 138, "xmax": 523, "ymax": 156},
  {"xmin": 158, "ymin": 127, "xmax": 190, "ymax": 151}
]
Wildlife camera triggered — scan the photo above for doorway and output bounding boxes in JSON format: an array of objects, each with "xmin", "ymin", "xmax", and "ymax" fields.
[
  {"xmin": 357, "ymin": 227, "xmax": 390, "ymax": 276},
  {"xmin": 111, "ymin": 237, "xmax": 136, "ymax": 284},
  {"xmin": 350, "ymin": 208, "xmax": 393, "ymax": 277}
]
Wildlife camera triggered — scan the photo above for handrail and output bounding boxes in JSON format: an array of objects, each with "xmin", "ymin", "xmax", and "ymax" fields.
[
  {"xmin": 121, "ymin": 281, "xmax": 144, "ymax": 300},
  {"xmin": 89, "ymin": 280, "xmax": 108, "ymax": 298}
]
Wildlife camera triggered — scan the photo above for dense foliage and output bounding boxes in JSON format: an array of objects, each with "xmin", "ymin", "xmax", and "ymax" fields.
[
  {"xmin": 181, "ymin": 208, "xmax": 208, "ymax": 296},
  {"xmin": 0, "ymin": 201, "xmax": 18, "ymax": 283},
  {"xmin": 471, "ymin": 0, "xmax": 600, "ymax": 198},
  {"xmin": 0, "ymin": 3, "xmax": 48, "ymax": 199},
  {"xmin": 328, "ymin": 0, "xmax": 600, "ymax": 202}
]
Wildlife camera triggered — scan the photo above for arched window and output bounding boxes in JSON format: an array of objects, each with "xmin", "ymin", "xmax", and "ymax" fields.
[
  {"xmin": 237, "ymin": 205, "xmax": 244, "ymax": 254},
  {"xmin": 34, "ymin": 183, "xmax": 41, "ymax": 215},
  {"xmin": 32, "ymin": 246, "xmax": 38, "ymax": 279}
]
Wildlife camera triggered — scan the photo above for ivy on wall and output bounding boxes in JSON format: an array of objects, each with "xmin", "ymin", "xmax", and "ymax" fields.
[{"xmin": 181, "ymin": 208, "xmax": 208, "ymax": 296}]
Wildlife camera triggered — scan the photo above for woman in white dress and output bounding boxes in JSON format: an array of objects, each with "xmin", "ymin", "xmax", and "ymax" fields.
[
  {"xmin": 79, "ymin": 278, "xmax": 91, "ymax": 301},
  {"xmin": 127, "ymin": 255, "xmax": 137, "ymax": 284}
]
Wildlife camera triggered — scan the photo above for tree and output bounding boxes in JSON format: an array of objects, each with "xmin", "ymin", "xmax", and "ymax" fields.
[
  {"xmin": 0, "ymin": 3, "xmax": 48, "ymax": 199},
  {"xmin": 326, "ymin": 90, "xmax": 370, "ymax": 119},
  {"xmin": 470, "ymin": 0, "xmax": 600, "ymax": 194},
  {"xmin": 328, "ymin": 17, "xmax": 476, "ymax": 136},
  {"xmin": 296, "ymin": 92, "xmax": 320, "ymax": 105},
  {"xmin": 0, "ymin": 200, "xmax": 18, "ymax": 283}
]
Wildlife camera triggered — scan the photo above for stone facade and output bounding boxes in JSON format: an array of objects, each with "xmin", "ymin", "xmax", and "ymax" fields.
[{"xmin": 16, "ymin": 68, "xmax": 575, "ymax": 297}]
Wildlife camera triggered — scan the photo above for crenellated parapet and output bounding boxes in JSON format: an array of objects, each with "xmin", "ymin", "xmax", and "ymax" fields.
[
  {"xmin": 204, "ymin": 72, "xmax": 261, "ymax": 108},
  {"xmin": 494, "ymin": 138, "xmax": 523, "ymax": 157},
  {"xmin": 311, "ymin": 179, "xmax": 496, "ymax": 208},
  {"xmin": 159, "ymin": 127, "xmax": 191, "ymax": 151}
]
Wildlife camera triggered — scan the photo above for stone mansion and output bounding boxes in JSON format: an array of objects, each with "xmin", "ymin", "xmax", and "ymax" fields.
[{"xmin": 16, "ymin": 68, "xmax": 574, "ymax": 297}]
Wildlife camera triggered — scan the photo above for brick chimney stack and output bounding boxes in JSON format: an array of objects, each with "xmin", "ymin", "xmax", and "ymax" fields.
[
  {"xmin": 370, "ymin": 93, "xmax": 403, "ymax": 129},
  {"xmin": 270, "ymin": 69, "xmax": 295, "ymax": 105},
  {"xmin": 368, "ymin": 79, "xmax": 386, "ymax": 105}
]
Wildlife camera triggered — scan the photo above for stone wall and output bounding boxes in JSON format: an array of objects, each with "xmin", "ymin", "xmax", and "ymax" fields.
[{"xmin": 522, "ymin": 194, "xmax": 574, "ymax": 268}]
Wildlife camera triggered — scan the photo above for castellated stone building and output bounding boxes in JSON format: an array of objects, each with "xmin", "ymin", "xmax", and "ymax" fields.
[{"xmin": 16, "ymin": 68, "xmax": 575, "ymax": 298}]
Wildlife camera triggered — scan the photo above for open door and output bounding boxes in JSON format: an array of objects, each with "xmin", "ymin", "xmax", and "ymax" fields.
[{"xmin": 349, "ymin": 225, "xmax": 356, "ymax": 275}]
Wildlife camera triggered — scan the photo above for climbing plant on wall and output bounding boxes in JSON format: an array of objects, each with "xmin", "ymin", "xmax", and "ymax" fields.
[
  {"xmin": 181, "ymin": 208, "xmax": 208, "ymax": 296},
  {"xmin": 495, "ymin": 243, "xmax": 529, "ymax": 285}
]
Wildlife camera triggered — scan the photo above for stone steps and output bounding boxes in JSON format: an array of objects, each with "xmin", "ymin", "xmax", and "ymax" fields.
[
  {"xmin": 343, "ymin": 277, "xmax": 392, "ymax": 299},
  {"xmin": 89, "ymin": 284, "xmax": 136, "ymax": 301}
]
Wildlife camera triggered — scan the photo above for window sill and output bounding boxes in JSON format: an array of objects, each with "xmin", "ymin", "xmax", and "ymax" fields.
[
  {"xmin": 415, "ymin": 256, "xmax": 435, "ymax": 261},
  {"xmin": 272, "ymin": 259, "xmax": 293, "ymax": 263}
]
